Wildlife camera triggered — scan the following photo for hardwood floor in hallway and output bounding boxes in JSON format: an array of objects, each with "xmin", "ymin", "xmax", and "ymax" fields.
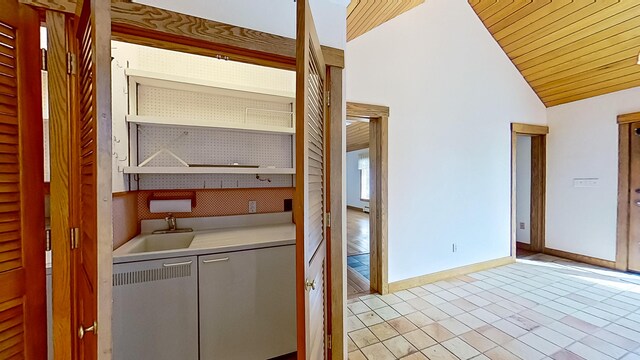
[{"xmin": 347, "ymin": 208, "xmax": 373, "ymax": 298}]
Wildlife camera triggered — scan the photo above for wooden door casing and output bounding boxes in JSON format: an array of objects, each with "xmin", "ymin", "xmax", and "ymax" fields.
[
  {"xmin": 629, "ymin": 122, "xmax": 640, "ymax": 272},
  {"xmin": 0, "ymin": 0, "xmax": 47, "ymax": 358},
  {"xmin": 295, "ymin": 0, "xmax": 328, "ymax": 358},
  {"xmin": 71, "ymin": 0, "xmax": 112, "ymax": 357}
]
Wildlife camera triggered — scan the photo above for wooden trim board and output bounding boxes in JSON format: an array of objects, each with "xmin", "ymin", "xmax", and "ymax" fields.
[
  {"xmin": 388, "ymin": 257, "xmax": 515, "ymax": 293},
  {"xmin": 516, "ymin": 242, "xmax": 532, "ymax": 251},
  {"xmin": 347, "ymin": 102, "xmax": 389, "ymax": 119},
  {"xmin": 512, "ymin": 123, "xmax": 549, "ymax": 135},
  {"xmin": 543, "ymin": 247, "xmax": 616, "ymax": 270},
  {"xmin": 347, "ymin": 205, "xmax": 365, "ymax": 211},
  {"xmin": 617, "ymin": 112, "xmax": 640, "ymax": 125},
  {"xmin": 616, "ymin": 122, "xmax": 630, "ymax": 271},
  {"xmin": 110, "ymin": 1, "xmax": 344, "ymax": 69},
  {"xmin": 328, "ymin": 66, "xmax": 345, "ymax": 360}
]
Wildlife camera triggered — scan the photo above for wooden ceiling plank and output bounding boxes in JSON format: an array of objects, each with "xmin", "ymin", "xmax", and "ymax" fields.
[
  {"xmin": 357, "ymin": 0, "xmax": 399, "ymax": 39},
  {"xmin": 474, "ymin": 0, "xmax": 500, "ymax": 16},
  {"xmin": 534, "ymin": 56, "xmax": 635, "ymax": 92},
  {"xmin": 518, "ymin": 22, "xmax": 640, "ymax": 73},
  {"xmin": 544, "ymin": 73, "xmax": 640, "ymax": 102},
  {"xmin": 546, "ymin": 77, "xmax": 640, "ymax": 107},
  {"xmin": 526, "ymin": 47, "xmax": 640, "ymax": 90},
  {"xmin": 491, "ymin": 0, "xmax": 576, "ymax": 42},
  {"xmin": 486, "ymin": 0, "xmax": 551, "ymax": 35},
  {"xmin": 506, "ymin": 1, "xmax": 640, "ymax": 60},
  {"xmin": 524, "ymin": 39, "xmax": 640, "ymax": 81},
  {"xmin": 347, "ymin": 0, "xmax": 360, "ymax": 18},
  {"xmin": 478, "ymin": 0, "xmax": 517, "ymax": 23},
  {"xmin": 499, "ymin": 0, "xmax": 615, "ymax": 50},
  {"xmin": 537, "ymin": 63, "xmax": 640, "ymax": 98},
  {"xmin": 484, "ymin": 0, "xmax": 531, "ymax": 28},
  {"xmin": 500, "ymin": 0, "xmax": 602, "ymax": 51},
  {"xmin": 348, "ymin": 0, "xmax": 383, "ymax": 41}
]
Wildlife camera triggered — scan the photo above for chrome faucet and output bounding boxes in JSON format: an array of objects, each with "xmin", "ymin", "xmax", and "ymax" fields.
[
  {"xmin": 165, "ymin": 213, "xmax": 177, "ymax": 231},
  {"xmin": 152, "ymin": 213, "xmax": 193, "ymax": 234}
]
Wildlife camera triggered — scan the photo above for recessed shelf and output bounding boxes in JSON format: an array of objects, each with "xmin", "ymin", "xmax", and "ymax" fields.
[
  {"xmin": 123, "ymin": 166, "xmax": 296, "ymax": 175},
  {"xmin": 127, "ymin": 115, "xmax": 295, "ymax": 134},
  {"xmin": 126, "ymin": 69, "xmax": 295, "ymax": 104}
]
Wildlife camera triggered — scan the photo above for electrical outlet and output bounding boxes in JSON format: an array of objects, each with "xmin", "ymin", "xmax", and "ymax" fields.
[
  {"xmin": 248, "ymin": 200, "xmax": 257, "ymax": 214},
  {"xmin": 573, "ymin": 178, "xmax": 599, "ymax": 187},
  {"xmin": 519, "ymin": 222, "xmax": 526, "ymax": 230}
]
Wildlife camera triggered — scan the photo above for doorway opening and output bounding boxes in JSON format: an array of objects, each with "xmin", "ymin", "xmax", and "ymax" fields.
[
  {"xmin": 511, "ymin": 123, "xmax": 548, "ymax": 260},
  {"xmin": 346, "ymin": 119, "xmax": 372, "ymax": 297},
  {"xmin": 616, "ymin": 112, "xmax": 640, "ymax": 273},
  {"xmin": 345, "ymin": 102, "xmax": 389, "ymax": 296}
]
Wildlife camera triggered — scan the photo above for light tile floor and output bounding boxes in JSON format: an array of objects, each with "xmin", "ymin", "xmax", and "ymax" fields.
[{"xmin": 347, "ymin": 254, "xmax": 640, "ymax": 360}]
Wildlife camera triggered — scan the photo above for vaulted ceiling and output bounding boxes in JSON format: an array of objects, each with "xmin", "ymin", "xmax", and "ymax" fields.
[
  {"xmin": 470, "ymin": 0, "xmax": 640, "ymax": 107},
  {"xmin": 347, "ymin": 0, "xmax": 425, "ymax": 41}
]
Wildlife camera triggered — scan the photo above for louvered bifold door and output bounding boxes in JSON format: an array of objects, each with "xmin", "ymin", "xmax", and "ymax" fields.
[
  {"xmin": 295, "ymin": 0, "xmax": 328, "ymax": 359},
  {"xmin": 0, "ymin": 1, "xmax": 47, "ymax": 359},
  {"xmin": 74, "ymin": 4, "xmax": 98, "ymax": 359}
]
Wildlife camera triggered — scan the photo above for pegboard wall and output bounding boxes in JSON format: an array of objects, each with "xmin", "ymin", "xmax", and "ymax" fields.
[
  {"xmin": 137, "ymin": 86, "xmax": 293, "ymax": 129},
  {"xmin": 112, "ymin": 41, "xmax": 294, "ymax": 94}
]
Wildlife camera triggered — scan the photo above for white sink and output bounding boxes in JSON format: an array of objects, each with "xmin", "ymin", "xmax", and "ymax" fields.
[{"xmin": 116, "ymin": 233, "xmax": 195, "ymax": 255}]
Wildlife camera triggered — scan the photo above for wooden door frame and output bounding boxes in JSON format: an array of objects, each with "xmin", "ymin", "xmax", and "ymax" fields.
[
  {"xmin": 38, "ymin": 0, "xmax": 347, "ymax": 357},
  {"xmin": 346, "ymin": 102, "xmax": 389, "ymax": 295},
  {"xmin": 616, "ymin": 111, "xmax": 640, "ymax": 272},
  {"xmin": 511, "ymin": 123, "xmax": 548, "ymax": 257}
]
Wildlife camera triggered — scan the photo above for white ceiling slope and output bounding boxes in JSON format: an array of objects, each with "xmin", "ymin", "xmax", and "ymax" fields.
[{"xmin": 135, "ymin": 0, "xmax": 348, "ymax": 49}]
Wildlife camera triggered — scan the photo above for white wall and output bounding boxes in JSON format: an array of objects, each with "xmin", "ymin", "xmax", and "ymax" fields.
[
  {"xmin": 134, "ymin": 0, "xmax": 347, "ymax": 49},
  {"xmin": 346, "ymin": 149, "xmax": 369, "ymax": 209},
  {"xmin": 516, "ymin": 136, "xmax": 531, "ymax": 244},
  {"xmin": 346, "ymin": 0, "xmax": 546, "ymax": 283},
  {"xmin": 546, "ymin": 86, "xmax": 640, "ymax": 261}
]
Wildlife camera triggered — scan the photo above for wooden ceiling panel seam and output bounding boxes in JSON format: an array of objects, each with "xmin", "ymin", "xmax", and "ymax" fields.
[
  {"xmin": 347, "ymin": 0, "xmax": 425, "ymax": 42},
  {"xmin": 539, "ymin": 70, "xmax": 640, "ymax": 101},
  {"xmin": 483, "ymin": 0, "xmax": 536, "ymax": 29},
  {"xmin": 534, "ymin": 56, "xmax": 636, "ymax": 92},
  {"xmin": 518, "ymin": 26, "xmax": 640, "ymax": 75},
  {"xmin": 500, "ymin": 0, "xmax": 599, "ymax": 53},
  {"xmin": 496, "ymin": 0, "xmax": 619, "ymax": 52},
  {"xmin": 351, "ymin": 0, "xmax": 391, "ymax": 39},
  {"xmin": 505, "ymin": 1, "xmax": 638, "ymax": 59},
  {"xmin": 491, "ymin": 0, "xmax": 572, "ymax": 40},
  {"xmin": 546, "ymin": 77, "xmax": 640, "ymax": 107},
  {"xmin": 478, "ymin": 0, "xmax": 517, "ymax": 21},
  {"xmin": 511, "ymin": 7, "xmax": 640, "ymax": 67},
  {"xmin": 486, "ymin": 0, "xmax": 552, "ymax": 35},
  {"xmin": 524, "ymin": 44, "xmax": 640, "ymax": 83}
]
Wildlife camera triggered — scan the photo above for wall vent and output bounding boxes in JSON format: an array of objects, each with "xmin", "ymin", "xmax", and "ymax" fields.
[{"xmin": 113, "ymin": 264, "xmax": 191, "ymax": 287}]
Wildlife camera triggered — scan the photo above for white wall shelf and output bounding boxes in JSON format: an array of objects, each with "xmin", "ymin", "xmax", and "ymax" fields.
[
  {"xmin": 126, "ymin": 69, "xmax": 295, "ymax": 104},
  {"xmin": 123, "ymin": 166, "xmax": 295, "ymax": 175},
  {"xmin": 127, "ymin": 115, "xmax": 295, "ymax": 135}
]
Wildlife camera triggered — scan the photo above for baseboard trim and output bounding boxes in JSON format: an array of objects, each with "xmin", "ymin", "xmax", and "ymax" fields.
[
  {"xmin": 543, "ymin": 247, "xmax": 616, "ymax": 270},
  {"xmin": 347, "ymin": 205, "xmax": 364, "ymax": 211},
  {"xmin": 388, "ymin": 256, "xmax": 515, "ymax": 293},
  {"xmin": 516, "ymin": 242, "xmax": 531, "ymax": 251}
]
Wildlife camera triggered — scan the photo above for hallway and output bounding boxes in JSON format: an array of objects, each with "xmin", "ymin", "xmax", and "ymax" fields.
[
  {"xmin": 347, "ymin": 208, "xmax": 372, "ymax": 298},
  {"xmin": 347, "ymin": 255, "xmax": 640, "ymax": 360}
]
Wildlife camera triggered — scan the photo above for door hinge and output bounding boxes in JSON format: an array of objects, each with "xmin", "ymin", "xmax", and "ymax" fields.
[
  {"xmin": 327, "ymin": 334, "xmax": 332, "ymax": 350},
  {"xmin": 66, "ymin": 52, "xmax": 76, "ymax": 75},
  {"xmin": 40, "ymin": 49, "xmax": 48, "ymax": 71},
  {"xmin": 70, "ymin": 227, "xmax": 79, "ymax": 249},
  {"xmin": 325, "ymin": 212, "xmax": 331, "ymax": 228},
  {"xmin": 45, "ymin": 229, "xmax": 51, "ymax": 252},
  {"xmin": 327, "ymin": 90, "xmax": 331, "ymax": 107}
]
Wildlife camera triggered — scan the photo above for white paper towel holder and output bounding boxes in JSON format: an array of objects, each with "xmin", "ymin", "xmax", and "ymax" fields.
[{"xmin": 147, "ymin": 192, "xmax": 197, "ymax": 210}]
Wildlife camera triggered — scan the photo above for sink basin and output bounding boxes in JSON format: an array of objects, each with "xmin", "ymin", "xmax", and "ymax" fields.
[{"xmin": 120, "ymin": 233, "xmax": 195, "ymax": 255}]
